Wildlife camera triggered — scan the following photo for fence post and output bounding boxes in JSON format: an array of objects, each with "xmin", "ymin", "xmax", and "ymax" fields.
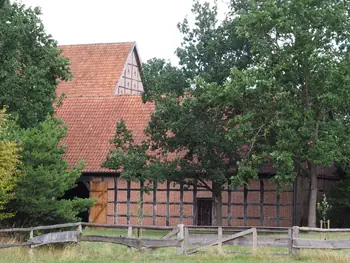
[
  {"xmin": 176, "ymin": 224, "xmax": 185, "ymax": 255},
  {"xmin": 288, "ymin": 228, "xmax": 292, "ymax": 254},
  {"xmin": 252, "ymin": 227, "xmax": 257, "ymax": 254},
  {"xmin": 77, "ymin": 223, "xmax": 83, "ymax": 244},
  {"xmin": 184, "ymin": 227, "xmax": 189, "ymax": 255},
  {"xmin": 217, "ymin": 227, "xmax": 223, "ymax": 254},
  {"xmin": 77, "ymin": 223, "xmax": 83, "ymax": 234},
  {"xmin": 292, "ymin": 226, "xmax": 300, "ymax": 256},
  {"xmin": 127, "ymin": 226, "xmax": 133, "ymax": 253},
  {"xmin": 29, "ymin": 230, "xmax": 34, "ymax": 257},
  {"xmin": 327, "ymin": 219, "xmax": 330, "ymax": 240}
]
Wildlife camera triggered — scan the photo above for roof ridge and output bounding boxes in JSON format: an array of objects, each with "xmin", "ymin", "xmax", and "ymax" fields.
[{"xmin": 58, "ymin": 41, "xmax": 135, "ymax": 47}]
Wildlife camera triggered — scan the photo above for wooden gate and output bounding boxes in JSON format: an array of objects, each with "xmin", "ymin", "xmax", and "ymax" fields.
[{"xmin": 89, "ymin": 181, "xmax": 108, "ymax": 224}]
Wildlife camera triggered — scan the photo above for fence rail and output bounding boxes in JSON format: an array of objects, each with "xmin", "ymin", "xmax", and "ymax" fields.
[
  {"xmin": 1, "ymin": 223, "xmax": 350, "ymax": 256},
  {"xmin": 0, "ymin": 222, "xmax": 81, "ymax": 233}
]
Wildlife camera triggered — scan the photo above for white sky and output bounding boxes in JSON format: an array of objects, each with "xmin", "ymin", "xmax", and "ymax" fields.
[{"xmin": 20, "ymin": 0, "xmax": 228, "ymax": 64}]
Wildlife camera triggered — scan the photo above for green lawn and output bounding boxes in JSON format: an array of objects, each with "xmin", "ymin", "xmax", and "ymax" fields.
[{"xmin": 0, "ymin": 228, "xmax": 349, "ymax": 263}]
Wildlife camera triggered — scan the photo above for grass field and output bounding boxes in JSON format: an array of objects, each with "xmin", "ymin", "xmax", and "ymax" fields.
[{"xmin": 0, "ymin": 228, "xmax": 349, "ymax": 263}]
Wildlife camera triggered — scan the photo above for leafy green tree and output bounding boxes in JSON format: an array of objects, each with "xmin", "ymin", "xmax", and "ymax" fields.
[
  {"xmin": 0, "ymin": 2, "xmax": 71, "ymax": 128},
  {"xmin": 105, "ymin": 1, "xmax": 254, "ymax": 226},
  {"xmin": 219, "ymin": 0, "xmax": 350, "ymax": 227},
  {"xmin": 176, "ymin": 1, "xmax": 251, "ymax": 84},
  {"xmin": 7, "ymin": 116, "xmax": 93, "ymax": 226},
  {"xmin": 142, "ymin": 58, "xmax": 189, "ymax": 101},
  {"xmin": 103, "ymin": 120, "xmax": 152, "ymax": 181},
  {"xmin": 143, "ymin": 1, "xmax": 251, "ymax": 99},
  {"xmin": 0, "ymin": 0, "xmax": 10, "ymax": 8},
  {"xmin": 0, "ymin": 110, "xmax": 20, "ymax": 220},
  {"xmin": 104, "ymin": 86, "xmax": 240, "ymax": 225}
]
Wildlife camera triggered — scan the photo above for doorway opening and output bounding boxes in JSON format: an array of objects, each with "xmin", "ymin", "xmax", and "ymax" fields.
[
  {"xmin": 63, "ymin": 181, "xmax": 90, "ymax": 222},
  {"xmin": 197, "ymin": 198, "xmax": 212, "ymax": 226}
]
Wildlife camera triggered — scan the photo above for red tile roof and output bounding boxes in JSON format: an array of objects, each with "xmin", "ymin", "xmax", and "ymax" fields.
[
  {"xmin": 55, "ymin": 95, "xmax": 154, "ymax": 172},
  {"xmin": 57, "ymin": 42, "xmax": 134, "ymax": 97}
]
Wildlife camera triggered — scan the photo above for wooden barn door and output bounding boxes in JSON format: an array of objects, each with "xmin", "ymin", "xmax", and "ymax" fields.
[{"xmin": 89, "ymin": 181, "xmax": 108, "ymax": 224}]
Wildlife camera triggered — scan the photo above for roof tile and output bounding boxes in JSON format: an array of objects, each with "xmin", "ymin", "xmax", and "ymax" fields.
[{"xmin": 55, "ymin": 95, "xmax": 154, "ymax": 172}]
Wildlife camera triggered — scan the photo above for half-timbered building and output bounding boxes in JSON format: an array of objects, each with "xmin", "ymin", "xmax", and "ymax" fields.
[{"xmin": 56, "ymin": 42, "xmax": 338, "ymax": 227}]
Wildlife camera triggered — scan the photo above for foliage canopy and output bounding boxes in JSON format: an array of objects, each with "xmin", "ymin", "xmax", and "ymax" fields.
[
  {"xmin": 0, "ymin": 2, "xmax": 71, "ymax": 128},
  {"xmin": 0, "ymin": 110, "xmax": 20, "ymax": 220}
]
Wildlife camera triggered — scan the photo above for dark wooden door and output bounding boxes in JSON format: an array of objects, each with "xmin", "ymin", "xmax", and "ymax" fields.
[{"xmin": 197, "ymin": 198, "xmax": 212, "ymax": 226}]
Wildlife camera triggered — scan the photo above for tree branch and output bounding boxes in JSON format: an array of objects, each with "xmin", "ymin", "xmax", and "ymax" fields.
[{"xmin": 198, "ymin": 178, "xmax": 213, "ymax": 192}]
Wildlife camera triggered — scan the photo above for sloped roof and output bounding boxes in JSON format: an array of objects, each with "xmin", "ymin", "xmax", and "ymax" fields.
[
  {"xmin": 57, "ymin": 42, "xmax": 135, "ymax": 97},
  {"xmin": 55, "ymin": 95, "xmax": 154, "ymax": 172}
]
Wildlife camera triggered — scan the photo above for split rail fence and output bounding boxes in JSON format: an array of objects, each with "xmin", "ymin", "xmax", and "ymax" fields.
[{"xmin": 0, "ymin": 223, "xmax": 350, "ymax": 256}]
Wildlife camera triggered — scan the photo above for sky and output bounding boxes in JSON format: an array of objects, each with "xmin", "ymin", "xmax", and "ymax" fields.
[{"xmin": 21, "ymin": 0, "xmax": 228, "ymax": 64}]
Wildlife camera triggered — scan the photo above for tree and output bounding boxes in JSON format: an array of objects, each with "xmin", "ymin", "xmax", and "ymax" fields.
[
  {"xmin": 0, "ymin": 0, "xmax": 10, "ymax": 8},
  {"xmin": 143, "ymin": 1, "xmax": 251, "ymax": 99},
  {"xmin": 142, "ymin": 58, "xmax": 189, "ymax": 101},
  {"xmin": 104, "ymin": 85, "xmax": 241, "ymax": 225},
  {"xmin": 104, "ymin": 1, "xmax": 253, "ymax": 226},
  {"xmin": 7, "ymin": 116, "xmax": 93, "ymax": 226},
  {"xmin": 176, "ymin": 0, "xmax": 251, "ymax": 85},
  {"xmin": 0, "ymin": 110, "xmax": 20, "ymax": 220},
  {"xmin": 218, "ymin": 0, "xmax": 350, "ymax": 227},
  {"xmin": 0, "ymin": 2, "xmax": 71, "ymax": 128}
]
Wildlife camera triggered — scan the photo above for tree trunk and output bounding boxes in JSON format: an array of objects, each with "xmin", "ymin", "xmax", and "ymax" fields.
[
  {"xmin": 212, "ymin": 189, "xmax": 223, "ymax": 226},
  {"xmin": 308, "ymin": 163, "xmax": 318, "ymax": 228},
  {"xmin": 217, "ymin": 191, "xmax": 223, "ymax": 226},
  {"xmin": 298, "ymin": 176, "xmax": 309, "ymax": 226}
]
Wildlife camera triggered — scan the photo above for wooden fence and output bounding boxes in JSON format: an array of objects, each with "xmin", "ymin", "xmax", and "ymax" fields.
[
  {"xmin": 1, "ymin": 223, "xmax": 350, "ymax": 256},
  {"xmin": 291, "ymin": 226, "xmax": 350, "ymax": 254}
]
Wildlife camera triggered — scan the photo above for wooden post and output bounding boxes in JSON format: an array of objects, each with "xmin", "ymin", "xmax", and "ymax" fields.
[
  {"xmin": 227, "ymin": 186, "xmax": 232, "ymax": 226},
  {"xmin": 252, "ymin": 227, "xmax": 257, "ymax": 254},
  {"xmin": 292, "ymin": 226, "xmax": 300, "ymax": 256},
  {"xmin": 243, "ymin": 186, "xmax": 248, "ymax": 226},
  {"xmin": 176, "ymin": 224, "xmax": 185, "ymax": 255},
  {"xmin": 259, "ymin": 179, "xmax": 264, "ymax": 226},
  {"xmin": 288, "ymin": 228, "xmax": 292, "ymax": 254},
  {"xmin": 77, "ymin": 224, "xmax": 83, "ymax": 234},
  {"xmin": 193, "ymin": 185, "xmax": 198, "ymax": 225},
  {"xmin": 114, "ymin": 177, "xmax": 118, "ymax": 224},
  {"xmin": 127, "ymin": 180, "xmax": 131, "ymax": 225},
  {"xmin": 166, "ymin": 181, "xmax": 170, "ymax": 226},
  {"xmin": 276, "ymin": 193, "xmax": 281, "ymax": 227},
  {"xmin": 328, "ymin": 220, "xmax": 330, "ymax": 240},
  {"xmin": 217, "ymin": 227, "xmax": 223, "ymax": 254},
  {"xmin": 77, "ymin": 224, "xmax": 83, "ymax": 244},
  {"xmin": 29, "ymin": 230, "xmax": 34, "ymax": 257},
  {"xmin": 184, "ymin": 227, "xmax": 189, "ymax": 255},
  {"xmin": 127, "ymin": 226, "xmax": 132, "ymax": 252},
  {"xmin": 180, "ymin": 182, "xmax": 184, "ymax": 224},
  {"xmin": 153, "ymin": 181, "xmax": 157, "ymax": 226},
  {"xmin": 138, "ymin": 181, "xmax": 144, "ymax": 240}
]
